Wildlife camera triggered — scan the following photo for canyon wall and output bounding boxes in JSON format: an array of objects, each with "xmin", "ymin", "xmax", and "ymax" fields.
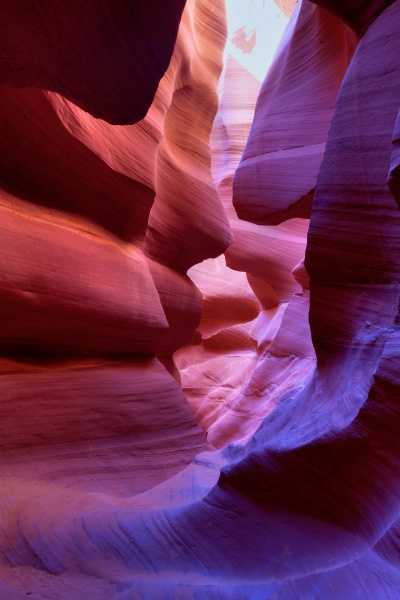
[{"xmin": 1, "ymin": 0, "xmax": 400, "ymax": 598}]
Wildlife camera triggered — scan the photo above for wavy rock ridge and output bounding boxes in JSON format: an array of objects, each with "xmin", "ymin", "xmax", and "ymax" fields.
[{"xmin": 1, "ymin": 0, "xmax": 400, "ymax": 598}]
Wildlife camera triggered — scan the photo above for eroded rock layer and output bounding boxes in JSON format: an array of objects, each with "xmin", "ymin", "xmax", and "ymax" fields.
[
  {"xmin": 233, "ymin": 0, "xmax": 358, "ymax": 224},
  {"xmin": 1, "ymin": 0, "xmax": 400, "ymax": 598},
  {"xmin": 0, "ymin": 0, "xmax": 187, "ymax": 124},
  {"xmin": 0, "ymin": 0, "xmax": 229, "ymax": 595}
]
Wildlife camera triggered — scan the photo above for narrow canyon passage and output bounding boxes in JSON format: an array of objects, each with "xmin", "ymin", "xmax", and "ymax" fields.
[{"xmin": 1, "ymin": 1, "xmax": 400, "ymax": 599}]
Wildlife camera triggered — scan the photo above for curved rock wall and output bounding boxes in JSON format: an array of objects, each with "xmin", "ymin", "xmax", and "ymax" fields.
[
  {"xmin": 233, "ymin": 0, "xmax": 358, "ymax": 224},
  {"xmin": 1, "ymin": 0, "xmax": 400, "ymax": 598},
  {"xmin": 0, "ymin": 0, "xmax": 187, "ymax": 123},
  {"xmin": 176, "ymin": 45, "xmax": 313, "ymax": 448},
  {"xmin": 0, "ymin": 0, "xmax": 230, "ymax": 595}
]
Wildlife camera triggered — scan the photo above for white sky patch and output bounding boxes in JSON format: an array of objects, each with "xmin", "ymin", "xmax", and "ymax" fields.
[{"xmin": 224, "ymin": 0, "xmax": 290, "ymax": 81}]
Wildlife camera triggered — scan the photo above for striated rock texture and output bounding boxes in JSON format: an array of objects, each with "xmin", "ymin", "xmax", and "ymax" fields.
[
  {"xmin": 175, "ymin": 49, "xmax": 313, "ymax": 448},
  {"xmin": 1, "ymin": 0, "xmax": 400, "ymax": 598},
  {"xmin": 0, "ymin": 0, "xmax": 230, "ymax": 596},
  {"xmin": 233, "ymin": 0, "xmax": 358, "ymax": 224},
  {"xmin": 0, "ymin": 0, "xmax": 230, "ymax": 364},
  {"xmin": 0, "ymin": 359, "xmax": 205, "ymax": 497}
]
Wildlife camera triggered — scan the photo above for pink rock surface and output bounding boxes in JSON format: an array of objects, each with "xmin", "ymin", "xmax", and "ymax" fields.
[
  {"xmin": 177, "ymin": 218, "xmax": 313, "ymax": 447},
  {"xmin": 0, "ymin": 87, "xmax": 156, "ymax": 241},
  {"xmin": 177, "ymin": 27, "xmax": 314, "ymax": 447},
  {"xmin": 233, "ymin": 0, "xmax": 358, "ymax": 224},
  {"xmin": 142, "ymin": 0, "xmax": 232, "ymax": 273},
  {"xmin": 0, "ymin": 191, "xmax": 167, "ymax": 357},
  {"xmin": 0, "ymin": 0, "xmax": 230, "ymax": 362},
  {"xmin": 1, "ymin": 0, "xmax": 400, "ymax": 598},
  {"xmin": 0, "ymin": 359, "xmax": 206, "ymax": 496},
  {"xmin": 0, "ymin": 0, "xmax": 230, "ymax": 594}
]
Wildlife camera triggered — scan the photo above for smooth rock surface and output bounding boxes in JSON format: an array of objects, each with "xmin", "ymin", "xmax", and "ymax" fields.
[
  {"xmin": 1, "ymin": 0, "xmax": 400, "ymax": 598},
  {"xmin": 0, "ymin": 0, "xmax": 187, "ymax": 124},
  {"xmin": 233, "ymin": 0, "xmax": 358, "ymax": 224},
  {"xmin": 178, "ymin": 17, "xmax": 314, "ymax": 447}
]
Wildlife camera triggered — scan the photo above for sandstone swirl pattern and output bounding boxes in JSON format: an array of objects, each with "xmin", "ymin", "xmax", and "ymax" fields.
[{"xmin": 1, "ymin": 0, "xmax": 400, "ymax": 598}]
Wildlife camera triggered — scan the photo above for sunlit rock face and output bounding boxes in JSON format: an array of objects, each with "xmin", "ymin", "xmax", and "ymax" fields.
[
  {"xmin": 0, "ymin": 0, "xmax": 229, "ymax": 596},
  {"xmin": 233, "ymin": 0, "xmax": 358, "ymax": 224},
  {"xmin": 2, "ymin": 0, "xmax": 400, "ymax": 598},
  {"xmin": 176, "ymin": 44, "xmax": 313, "ymax": 448}
]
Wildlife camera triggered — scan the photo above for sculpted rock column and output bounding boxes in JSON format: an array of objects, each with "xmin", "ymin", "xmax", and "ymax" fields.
[
  {"xmin": 2, "ymin": 0, "xmax": 400, "ymax": 598},
  {"xmin": 219, "ymin": 0, "xmax": 400, "ymax": 585},
  {"xmin": 233, "ymin": 0, "xmax": 357, "ymax": 224},
  {"xmin": 181, "ymin": 0, "xmax": 356, "ymax": 448},
  {"xmin": 85, "ymin": 1, "xmax": 400, "ymax": 594},
  {"xmin": 0, "ymin": 1, "xmax": 232, "ymax": 596}
]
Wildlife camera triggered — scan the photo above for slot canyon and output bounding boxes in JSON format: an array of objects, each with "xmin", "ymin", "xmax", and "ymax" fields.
[{"xmin": 1, "ymin": 0, "xmax": 400, "ymax": 597}]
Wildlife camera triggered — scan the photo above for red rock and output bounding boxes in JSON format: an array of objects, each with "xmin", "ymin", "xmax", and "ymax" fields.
[
  {"xmin": 1, "ymin": 0, "xmax": 400, "ymax": 597},
  {"xmin": 0, "ymin": 0, "xmax": 231, "ymax": 362},
  {"xmin": 147, "ymin": 258, "xmax": 202, "ymax": 358},
  {"xmin": 0, "ymin": 0, "xmax": 187, "ymax": 124},
  {"xmin": 0, "ymin": 192, "xmax": 168, "ymax": 357},
  {"xmin": 0, "ymin": 87, "xmax": 156, "ymax": 242},
  {"xmin": 143, "ymin": 0, "xmax": 233, "ymax": 273},
  {"xmin": 233, "ymin": 0, "xmax": 357, "ymax": 225},
  {"xmin": 225, "ymin": 219, "xmax": 308, "ymax": 306},
  {"xmin": 178, "ymin": 35, "xmax": 312, "ymax": 447},
  {"xmin": 311, "ymin": 0, "xmax": 396, "ymax": 35},
  {"xmin": 0, "ymin": 358, "xmax": 206, "ymax": 496}
]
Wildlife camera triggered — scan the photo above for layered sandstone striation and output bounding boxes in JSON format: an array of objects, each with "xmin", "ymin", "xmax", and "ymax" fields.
[
  {"xmin": 177, "ymin": 0, "xmax": 357, "ymax": 449},
  {"xmin": 1, "ymin": 0, "xmax": 400, "ymax": 598},
  {"xmin": 233, "ymin": 0, "xmax": 358, "ymax": 224},
  {"xmin": 0, "ymin": 0, "xmax": 230, "ymax": 596}
]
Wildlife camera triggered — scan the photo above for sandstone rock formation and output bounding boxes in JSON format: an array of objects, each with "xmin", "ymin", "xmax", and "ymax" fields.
[
  {"xmin": 0, "ymin": 0, "xmax": 187, "ymax": 124},
  {"xmin": 0, "ymin": 0, "xmax": 229, "ymax": 595},
  {"xmin": 233, "ymin": 0, "xmax": 358, "ymax": 224},
  {"xmin": 1, "ymin": 0, "xmax": 400, "ymax": 598}
]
